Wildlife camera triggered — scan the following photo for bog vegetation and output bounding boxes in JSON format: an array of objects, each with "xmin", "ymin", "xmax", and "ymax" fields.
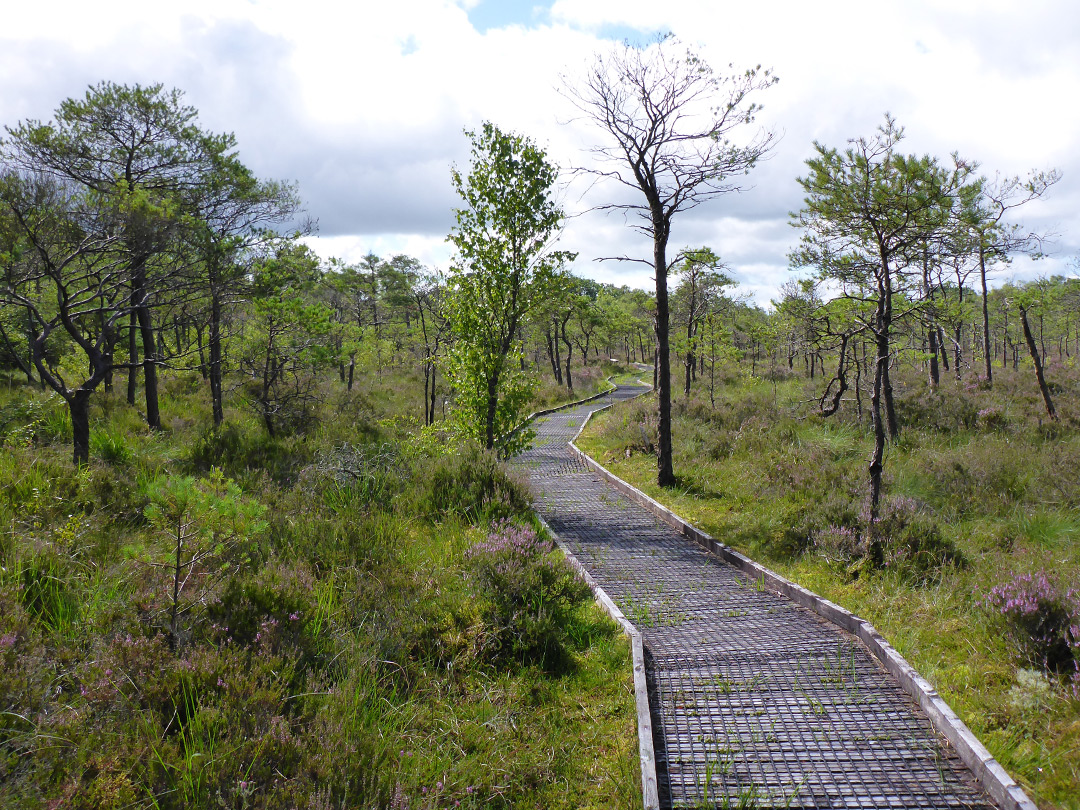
[
  {"xmin": 1, "ymin": 36, "xmax": 1078, "ymax": 810},
  {"xmin": 0, "ymin": 83, "xmax": 639, "ymax": 809}
]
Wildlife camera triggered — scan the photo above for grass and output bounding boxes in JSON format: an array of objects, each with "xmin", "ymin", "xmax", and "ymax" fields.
[
  {"xmin": 0, "ymin": 368, "xmax": 641, "ymax": 810},
  {"xmin": 578, "ymin": 363, "xmax": 1080, "ymax": 810}
]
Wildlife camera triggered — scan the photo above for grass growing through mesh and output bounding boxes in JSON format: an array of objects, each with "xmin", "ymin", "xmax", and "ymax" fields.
[{"xmin": 577, "ymin": 364, "xmax": 1080, "ymax": 809}]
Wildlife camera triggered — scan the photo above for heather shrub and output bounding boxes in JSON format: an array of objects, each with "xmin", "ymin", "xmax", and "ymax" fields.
[
  {"xmin": 188, "ymin": 422, "xmax": 312, "ymax": 486},
  {"xmin": 769, "ymin": 492, "xmax": 862, "ymax": 562},
  {"xmin": 206, "ymin": 561, "xmax": 319, "ymax": 668},
  {"xmin": 418, "ymin": 443, "xmax": 532, "ymax": 524},
  {"xmin": 464, "ymin": 521, "xmax": 590, "ymax": 671},
  {"xmin": 981, "ymin": 572, "xmax": 1080, "ymax": 693},
  {"xmin": 314, "ymin": 441, "xmax": 407, "ymax": 511},
  {"xmin": 976, "ymin": 406, "xmax": 1009, "ymax": 431},
  {"xmin": 813, "ymin": 495, "xmax": 963, "ymax": 582},
  {"xmin": 893, "ymin": 379, "xmax": 980, "ymax": 432},
  {"xmin": 921, "ymin": 440, "xmax": 1030, "ymax": 518},
  {"xmin": 870, "ymin": 497, "xmax": 964, "ymax": 581}
]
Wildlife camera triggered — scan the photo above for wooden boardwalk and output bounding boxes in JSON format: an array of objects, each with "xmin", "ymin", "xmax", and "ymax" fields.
[{"xmin": 513, "ymin": 384, "xmax": 998, "ymax": 810}]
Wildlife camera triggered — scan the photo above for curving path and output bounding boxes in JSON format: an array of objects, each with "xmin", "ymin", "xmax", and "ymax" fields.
[{"xmin": 513, "ymin": 383, "xmax": 997, "ymax": 810}]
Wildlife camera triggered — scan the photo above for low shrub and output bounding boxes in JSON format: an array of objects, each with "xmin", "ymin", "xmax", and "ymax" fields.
[
  {"xmin": 981, "ymin": 571, "xmax": 1079, "ymax": 694},
  {"xmin": 418, "ymin": 443, "xmax": 532, "ymax": 524},
  {"xmin": 464, "ymin": 521, "xmax": 591, "ymax": 671},
  {"xmin": 188, "ymin": 422, "xmax": 312, "ymax": 485},
  {"xmin": 813, "ymin": 495, "xmax": 964, "ymax": 582},
  {"xmin": 314, "ymin": 442, "xmax": 407, "ymax": 512},
  {"xmin": 90, "ymin": 431, "xmax": 134, "ymax": 465},
  {"xmin": 206, "ymin": 562, "xmax": 319, "ymax": 671}
]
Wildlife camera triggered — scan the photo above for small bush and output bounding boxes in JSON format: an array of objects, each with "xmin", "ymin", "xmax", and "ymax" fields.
[
  {"xmin": 981, "ymin": 571, "xmax": 1079, "ymax": 693},
  {"xmin": 418, "ymin": 443, "xmax": 532, "ymax": 524},
  {"xmin": 870, "ymin": 496, "xmax": 965, "ymax": 581},
  {"xmin": 314, "ymin": 442, "xmax": 407, "ymax": 512},
  {"xmin": 0, "ymin": 394, "xmax": 59, "ymax": 447},
  {"xmin": 188, "ymin": 423, "xmax": 312, "ymax": 485},
  {"xmin": 813, "ymin": 495, "xmax": 964, "ymax": 582},
  {"xmin": 206, "ymin": 562, "xmax": 318, "ymax": 671},
  {"xmin": 15, "ymin": 550, "xmax": 79, "ymax": 632},
  {"xmin": 464, "ymin": 521, "xmax": 591, "ymax": 671}
]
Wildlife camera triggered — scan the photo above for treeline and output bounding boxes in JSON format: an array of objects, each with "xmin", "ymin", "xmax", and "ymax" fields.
[
  {"xmin": 2, "ymin": 84, "xmax": 1073, "ymax": 480},
  {"xmin": 0, "ymin": 84, "xmax": 653, "ymax": 465}
]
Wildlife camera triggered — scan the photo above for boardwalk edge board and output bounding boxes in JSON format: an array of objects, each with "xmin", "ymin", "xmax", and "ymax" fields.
[
  {"xmin": 564, "ymin": 394, "xmax": 1038, "ymax": 810},
  {"xmin": 540, "ymin": 516, "xmax": 661, "ymax": 810},
  {"xmin": 522, "ymin": 379, "xmax": 661, "ymax": 810}
]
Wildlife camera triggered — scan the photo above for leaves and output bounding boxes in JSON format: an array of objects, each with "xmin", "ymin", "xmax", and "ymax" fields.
[{"xmin": 444, "ymin": 122, "xmax": 573, "ymax": 451}]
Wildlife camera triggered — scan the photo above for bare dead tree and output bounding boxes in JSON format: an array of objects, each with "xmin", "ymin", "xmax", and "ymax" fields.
[{"xmin": 562, "ymin": 35, "xmax": 777, "ymax": 486}]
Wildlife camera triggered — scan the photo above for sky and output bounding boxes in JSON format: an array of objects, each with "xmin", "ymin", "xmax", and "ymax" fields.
[{"xmin": 2, "ymin": 0, "xmax": 1078, "ymax": 305}]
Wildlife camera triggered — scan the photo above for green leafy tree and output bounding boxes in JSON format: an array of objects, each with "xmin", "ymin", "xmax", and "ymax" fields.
[
  {"xmin": 238, "ymin": 244, "xmax": 333, "ymax": 437},
  {"xmin": 445, "ymin": 122, "xmax": 573, "ymax": 453},
  {"xmin": 143, "ymin": 469, "xmax": 266, "ymax": 652},
  {"xmin": 958, "ymin": 170, "xmax": 1060, "ymax": 384},
  {"xmin": 187, "ymin": 149, "xmax": 304, "ymax": 426},
  {"xmin": 0, "ymin": 171, "xmax": 124, "ymax": 465},
  {"xmin": 670, "ymin": 247, "xmax": 734, "ymax": 395},
  {"xmin": 3, "ymin": 82, "xmax": 227, "ymax": 429}
]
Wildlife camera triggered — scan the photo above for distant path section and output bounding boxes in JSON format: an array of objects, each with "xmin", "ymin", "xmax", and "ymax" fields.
[{"xmin": 512, "ymin": 384, "xmax": 998, "ymax": 810}]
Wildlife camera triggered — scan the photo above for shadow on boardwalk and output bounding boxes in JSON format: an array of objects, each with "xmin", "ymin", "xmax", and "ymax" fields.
[{"xmin": 513, "ymin": 385, "xmax": 996, "ymax": 810}]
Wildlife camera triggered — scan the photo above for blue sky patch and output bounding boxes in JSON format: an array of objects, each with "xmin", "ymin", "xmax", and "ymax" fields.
[{"xmin": 466, "ymin": 0, "xmax": 552, "ymax": 32}]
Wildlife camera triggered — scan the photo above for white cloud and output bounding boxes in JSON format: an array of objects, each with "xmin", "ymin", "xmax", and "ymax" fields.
[{"xmin": 2, "ymin": 0, "xmax": 1077, "ymax": 301}]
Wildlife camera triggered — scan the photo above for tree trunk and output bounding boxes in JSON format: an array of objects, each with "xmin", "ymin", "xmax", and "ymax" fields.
[
  {"xmin": 654, "ymin": 218, "xmax": 675, "ymax": 487},
  {"xmin": 70, "ymin": 388, "xmax": 91, "ymax": 467},
  {"xmin": 1020, "ymin": 305, "xmax": 1057, "ymax": 420},
  {"xmin": 683, "ymin": 314, "xmax": 694, "ymax": 396},
  {"xmin": 208, "ymin": 283, "xmax": 224, "ymax": 427},
  {"xmin": 928, "ymin": 324, "xmax": 940, "ymax": 386},
  {"xmin": 854, "ymin": 340, "xmax": 863, "ymax": 419},
  {"xmin": 428, "ymin": 362, "xmax": 437, "ymax": 425},
  {"xmin": 485, "ymin": 374, "xmax": 498, "ymax": 450},
  {"xmin": 552, "ymin": 329, "xmax": 562, "ymax": 384},
  {"xmin": 548, "ymin": 326, "xmax": 563, "ymax": 385},
  {"xmin": 423, "ymin": 360, "xmax": 430, "ymax": 423},
  {"xmin": 979, "ymin": 242, "xmax": 993, "ymax": 384},
  {"xmin": 868, "ymin": 349, "xmax": 886, "ymax": 522},
  {"xmin": 560, "ymin": 313, "xmax": 574, "ymax": 391},
  {"xmin": 820, "ymin": 335, "xmax": 849, "ymax": 416},
  {"xmin": 132, "ymin": 263, "xmax": 161, "ymax": 430},
  {"xmin": 127, "ymin": 308, "xmax": 138, "ymax": 405},
  {"xmin": 877, "ymin": 252, "xmax": 899, "ymax": 439}
]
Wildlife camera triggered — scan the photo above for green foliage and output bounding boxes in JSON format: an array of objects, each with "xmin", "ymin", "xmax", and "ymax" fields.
[
  {"xmin": 239, "ymin": 245, "xmax": 335, "ymax": 437},
  {"xmin": 188, "ymin": 421, "xmax": 313, "ymax": 486},
  {"xmin": 89, "ymin": 431, "xmax": 133, "ymax": 465},
  {"xmin": 416, "ymin": 442, "xmax": 533, "ymax": 524},
  {"xmin": 444, "ymin": 122, "xmax": 574, "ymax": 453},
  {"xmin": 0, "ymin": 369, "xmax": 638, "ymax": 809},
  {"xmin": 143, "ymin": 469, "xmax": 266, "ymax": 650},
  {"xmin": 464, "ymin": 522, "xmax": 592, "ymax": 671}
]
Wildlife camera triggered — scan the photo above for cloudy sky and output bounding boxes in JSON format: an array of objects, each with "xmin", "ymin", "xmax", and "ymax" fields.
[{"xmin": 2, "ymin": 0, "xmax": 1077, "ymax": 304}]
